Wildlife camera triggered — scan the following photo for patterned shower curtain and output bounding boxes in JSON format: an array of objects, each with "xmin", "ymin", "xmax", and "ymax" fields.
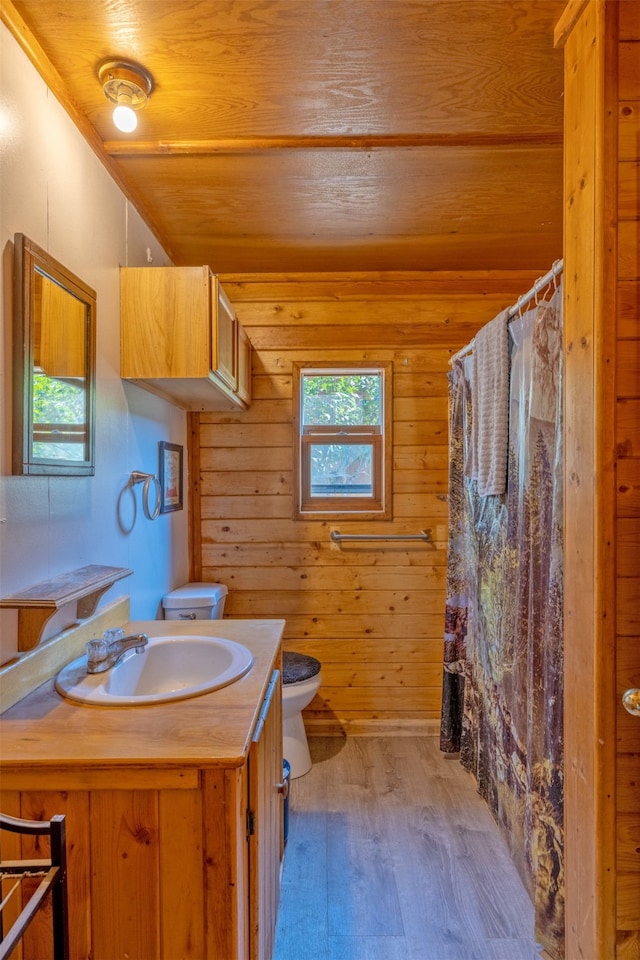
[{"xmin": 440, "ymin": 287, "xmax": 564, "ymax": 958}]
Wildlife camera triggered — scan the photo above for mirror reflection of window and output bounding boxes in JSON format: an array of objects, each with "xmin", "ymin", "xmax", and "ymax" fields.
[
  {"xmin": 31, "ymin": 271, "xmax": 88, "ymax": 462},
  {"xmin": 13, "ymin": 233, "xmax": 96, "ymax": 476}
]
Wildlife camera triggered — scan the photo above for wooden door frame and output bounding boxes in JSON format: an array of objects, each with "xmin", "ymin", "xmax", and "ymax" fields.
[{"xmin": 557, "ymin": 1, "xmax": 619, "ymax": 956}]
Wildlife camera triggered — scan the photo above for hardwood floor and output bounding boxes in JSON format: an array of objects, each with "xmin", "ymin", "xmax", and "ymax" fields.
[{"xmin": 274, "ymin": 737, "xmax": 543, "ymax": 960}]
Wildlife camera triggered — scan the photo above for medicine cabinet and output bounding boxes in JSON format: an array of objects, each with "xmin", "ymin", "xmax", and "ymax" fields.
[{"xmin": 13, "ymin": 234, "xmax": 96, "ymax": 476}]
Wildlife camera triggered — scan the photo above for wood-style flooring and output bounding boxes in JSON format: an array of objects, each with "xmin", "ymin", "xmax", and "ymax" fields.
[{"xmin": 273, "ymin": 737, "xmax": 543, "ymax": 960}]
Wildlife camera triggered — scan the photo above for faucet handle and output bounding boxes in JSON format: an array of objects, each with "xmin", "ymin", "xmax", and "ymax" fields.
[
  {"xmin": 86, "ymin": 638, "xmax": 108, "ymax": 662},
  {"xmin": 103, "ymin": 627, "xmax": 125, "ymax": 643}
]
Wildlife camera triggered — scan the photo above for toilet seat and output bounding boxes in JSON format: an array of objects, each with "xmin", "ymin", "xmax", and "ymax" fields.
[{"xmin": 283, "ymin": 651, "xmax": 321, "ymax": 685}]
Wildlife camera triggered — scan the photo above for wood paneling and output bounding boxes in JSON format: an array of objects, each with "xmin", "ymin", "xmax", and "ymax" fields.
[
  {"xmin": 616, "ymin": 4, "xmax": 640, "ymax": 954},
  {"xmin": 617, "ymin": 747, "xmax": 640, "ymax": 806},
  {"xmin": 616, "ymin": 340, "xmax": 640, "ymax": 397},
  {"xmin": 4, "ymin": 1, "xmax": 564, "ymax": 274},
  {"xmin": 618, "ymin": 520, "xmax": 640, "ymax": 578},
  {"xmin": 18, "ymin": 790, "xmax": 92, "ymax": 959},
  {"xmin": 2, "ymin": 781, "xmax": 234, "ymax": 960},
  {"xmin": 618, "ymin": 282, "xmax": 640, "ymax": 337},
  {"xmin": 194, "ymin": 272, "xmax": 540, "ymax": 734},
  {"xmin": 90, "ymin": 790, "xmax": 161, "ymax": 959},
  {"xmin": 202, "ymin": 767, "xmax": 247, "ymax": 960},
  {"xmin": 159, "ymin": 788, "xmax": 206, "ymax": 959}
]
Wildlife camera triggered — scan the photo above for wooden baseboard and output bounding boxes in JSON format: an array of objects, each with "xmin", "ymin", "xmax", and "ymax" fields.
[{"xmin": 304, "ymin": 717, "xmax": 441, "ymax": 738}]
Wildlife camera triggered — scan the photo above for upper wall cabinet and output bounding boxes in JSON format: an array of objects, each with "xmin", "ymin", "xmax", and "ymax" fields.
[{"xmin": 120, "ymin": 267, "xmax": 251, "ymax": 411}]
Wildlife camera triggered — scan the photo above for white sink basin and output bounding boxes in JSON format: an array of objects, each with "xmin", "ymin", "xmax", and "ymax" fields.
[{"xmin": 55, "ymin": 634, "xmax": 253, "ymax": 706}]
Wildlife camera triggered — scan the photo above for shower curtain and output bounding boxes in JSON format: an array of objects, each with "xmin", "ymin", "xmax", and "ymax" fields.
[{"xmin": 440, "ymin": 287, "xmax": 564, "ymax": 958}]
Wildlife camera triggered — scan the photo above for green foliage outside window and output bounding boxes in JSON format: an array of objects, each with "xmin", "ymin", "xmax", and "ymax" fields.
[
  {"xmin": 302, "ymin": 374, "xmax": 381, "ymax": 426},
  {"xmin": 32, "ymin": 373, "xmax": 86, "ymax": 460}
]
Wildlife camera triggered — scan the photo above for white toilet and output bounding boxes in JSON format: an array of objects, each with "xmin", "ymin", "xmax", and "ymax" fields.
[
  {"xmin": 161, "ymin": 586, "xmax": 320, "ymax": 780},
  {"xmin": 162, "ymin": 582, "xmax": 228, "ymax": 621},
  {"xmin": 282, "ymin": 651, "xmax": 322, "ymax": 779}
]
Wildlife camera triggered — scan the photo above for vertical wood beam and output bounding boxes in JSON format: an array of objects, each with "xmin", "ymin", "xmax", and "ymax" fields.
[{"xmin": 561, "ymin": 0, "xmax": 618, "ymax": 955}]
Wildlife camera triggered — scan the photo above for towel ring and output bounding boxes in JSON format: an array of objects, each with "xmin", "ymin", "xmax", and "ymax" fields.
[{"xmin": 130, "ymin": 471, "xmax": 161, "ymax": 521}]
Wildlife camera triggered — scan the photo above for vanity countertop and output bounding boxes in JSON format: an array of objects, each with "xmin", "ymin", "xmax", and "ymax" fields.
[{"xmin": 0, "ymin": 619, "xmax": 284, "ymax": 771}]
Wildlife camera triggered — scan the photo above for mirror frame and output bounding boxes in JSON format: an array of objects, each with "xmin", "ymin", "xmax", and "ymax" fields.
[{"xmin": 13, "ymin": 233, "xmax": 97, "ymax": 476}]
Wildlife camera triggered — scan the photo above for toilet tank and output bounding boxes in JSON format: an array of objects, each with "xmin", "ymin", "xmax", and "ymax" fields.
[{"xmin": 162, "ymin": 582, "xmax": 228, "ymax": 621}]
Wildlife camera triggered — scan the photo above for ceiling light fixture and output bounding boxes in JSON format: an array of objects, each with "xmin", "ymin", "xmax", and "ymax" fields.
[{"xmin": 98, "ymin": 59, "xmax": 153, "ymax": 134}]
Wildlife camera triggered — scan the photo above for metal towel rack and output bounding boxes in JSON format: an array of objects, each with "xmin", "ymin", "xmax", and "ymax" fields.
[
  {"xmin": 330, "ymin": 529, "xmax": 432, "ymax": 544},
  {"xmin": 0, "ymin": 813, "xmax": 70, "ymax": 960}
]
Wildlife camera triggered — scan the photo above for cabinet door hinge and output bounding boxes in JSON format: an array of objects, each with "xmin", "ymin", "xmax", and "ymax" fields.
[{"xmin": 246, "ymin": 808, "xmax": 256, "ymax": 839}]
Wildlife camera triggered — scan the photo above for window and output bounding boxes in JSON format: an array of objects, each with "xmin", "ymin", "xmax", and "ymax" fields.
[{"xmin": 293, "ymin": 363, "xmax": 392, "ymax": 518}]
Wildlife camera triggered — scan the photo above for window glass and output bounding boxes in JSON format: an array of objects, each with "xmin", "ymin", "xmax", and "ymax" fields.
[
  {"xmin": 309, "ymin": 442, "xmax": 374, "ymax": 497},
  {"xmin": 302, "ymin": 373, "xmax": 381, "ymax": 426},
  {"xmin": 293, "ymin": 365, "xmax": 391, "ymax": 519}
]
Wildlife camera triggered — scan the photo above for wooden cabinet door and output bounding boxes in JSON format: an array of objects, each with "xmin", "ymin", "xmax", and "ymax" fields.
[
  {"xmin": 212, "ymin": 276, "xmax": 237, "ymax": 391},
  {"xmin": 248, "ymin": 669, "xmax": 283, "ymax": 960},
  {"xmin": 121, "ymin": 266, "xmax": 210, "ymax": 379},
  {"xmin": 236, "ymin": 323, "xmax": 252, "ymax": 405}
]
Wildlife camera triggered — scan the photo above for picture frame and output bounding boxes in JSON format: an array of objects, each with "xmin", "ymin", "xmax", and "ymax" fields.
[{"xmin": 159, "ymin": 441, "xmax": 183, "ymax": 513}]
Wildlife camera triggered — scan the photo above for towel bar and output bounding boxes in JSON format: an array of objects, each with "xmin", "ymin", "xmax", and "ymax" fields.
[{"xmin": 330, "ymin": 529, "xmax": 432, "ymax": 543}]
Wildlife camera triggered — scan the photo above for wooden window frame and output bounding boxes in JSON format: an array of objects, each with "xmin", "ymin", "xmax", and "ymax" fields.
[{"xmin": 292, "ymin": 362, "xmax": 392, "ymax": 520}]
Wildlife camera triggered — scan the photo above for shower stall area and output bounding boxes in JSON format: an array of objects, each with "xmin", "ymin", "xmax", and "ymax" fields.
[{"xmin": 440, "ymin": 266, "xmax": 565, "ymax": 959}]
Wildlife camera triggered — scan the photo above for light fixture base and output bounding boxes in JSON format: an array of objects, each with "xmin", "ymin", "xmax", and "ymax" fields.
[{"xmin": 98, "ymin": 59, "xmax": 153, "ymax": 109}]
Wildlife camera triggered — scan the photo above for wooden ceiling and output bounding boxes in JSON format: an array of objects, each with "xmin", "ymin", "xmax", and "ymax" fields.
[{"xmin": 5, "ymin": 0, "xmax": 566, "ymax": 274}]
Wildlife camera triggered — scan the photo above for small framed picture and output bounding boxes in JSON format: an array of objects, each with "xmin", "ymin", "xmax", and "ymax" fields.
[{"xmin": 159, "ymin": 441, "xmax": 183, "ymax": 513}]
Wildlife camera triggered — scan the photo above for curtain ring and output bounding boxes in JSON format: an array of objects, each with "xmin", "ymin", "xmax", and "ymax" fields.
[{"xmin": 142, "ymin": 475, "xmax": 161, "ymax": 520}]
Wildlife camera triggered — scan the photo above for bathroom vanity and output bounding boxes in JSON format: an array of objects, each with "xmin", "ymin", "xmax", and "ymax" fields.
[{"xmin": 0, "ymin": 619, "xmax": 285, "ymax": 960}]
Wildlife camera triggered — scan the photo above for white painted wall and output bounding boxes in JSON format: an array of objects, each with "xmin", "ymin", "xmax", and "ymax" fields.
[{"xmin": 0, "ymin": 26, "xmax": 190, "ymax": 663}]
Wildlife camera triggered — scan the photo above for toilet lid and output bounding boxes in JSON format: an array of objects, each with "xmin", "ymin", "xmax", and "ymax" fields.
[{"xmin": 282, "ymin": 651, "xmax": 321, "ymax": 684}]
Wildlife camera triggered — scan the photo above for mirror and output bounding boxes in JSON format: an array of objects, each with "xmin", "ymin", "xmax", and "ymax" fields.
[{"xmin": 13, "ymin": 234, "xmax": 96, "ymax": 476}]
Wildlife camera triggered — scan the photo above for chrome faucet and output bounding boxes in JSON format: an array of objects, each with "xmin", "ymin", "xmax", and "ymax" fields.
[{"xmin": 86, "ymin": 630, "xmax": 149, "ymax": 674}]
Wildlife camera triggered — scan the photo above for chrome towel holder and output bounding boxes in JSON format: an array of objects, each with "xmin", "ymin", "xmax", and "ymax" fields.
[
  {"xmin": 130, "ymin": 471, "xmax": 161, "ymax": 520},
  {"xmin": 330, "ymin": 529, "xmax": 432, "ymax": 544}
]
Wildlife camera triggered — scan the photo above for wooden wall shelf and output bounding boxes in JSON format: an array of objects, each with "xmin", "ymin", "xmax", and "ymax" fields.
[{"xmin": 0, "ymin": 565, "xmax": 133, "ymax": 652}]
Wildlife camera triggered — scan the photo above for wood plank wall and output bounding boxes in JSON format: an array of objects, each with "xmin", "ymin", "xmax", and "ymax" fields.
[
  {"xmin": 190, "ymin": 272, "xmax": 541, "ymax": 736},
  {"xmin": 615, "ymin": 2, "xmax": 640, "ymax": 955}
]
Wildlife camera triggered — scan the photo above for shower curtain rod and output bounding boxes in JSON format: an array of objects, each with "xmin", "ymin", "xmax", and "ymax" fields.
[{"xmin": 449, "ymin": 258, "xmax": 563, "ymax": 366}]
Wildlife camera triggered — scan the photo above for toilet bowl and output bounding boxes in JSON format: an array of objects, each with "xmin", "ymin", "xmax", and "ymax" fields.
[{"xmin": 282, "ymin": 652, "xmax": 322, "ymax": 779}]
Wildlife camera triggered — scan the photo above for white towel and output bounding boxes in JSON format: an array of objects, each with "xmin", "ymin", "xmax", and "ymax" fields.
[{"xmin": 471, "ymin": 309, "xmax": 510, "ymax": 496}]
